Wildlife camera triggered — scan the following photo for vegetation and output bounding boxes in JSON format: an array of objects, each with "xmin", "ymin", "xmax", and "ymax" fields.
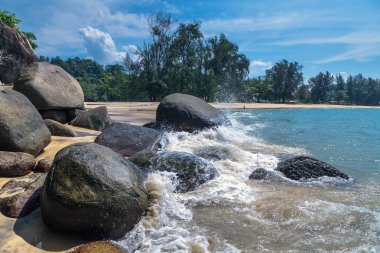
[
  {"xmin": 0, "ymin": 10, "xmax": 37, "ymax": 49},
  {"xmin": 29, "ymin": 12, "xmax": 380, "ymax": 106}
]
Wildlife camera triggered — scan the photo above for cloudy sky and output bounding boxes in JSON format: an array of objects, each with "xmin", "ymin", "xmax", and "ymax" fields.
[{"xmin": 2, "ymin": 0, "xmax": 380, "ymax": 78}]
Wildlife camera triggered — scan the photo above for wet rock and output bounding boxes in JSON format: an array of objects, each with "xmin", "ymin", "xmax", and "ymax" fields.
[
  {"xmin": 70, "ymin": 106, "xmax": 111, "ymax": 131},
  {"xmin": 0, "ymin": 89, "xmax": 51, "ymax": 156},
  {"xmin": 143, "ymin": 121, "xmax": 159, "ymax": 130},
  {"xmin": 95, "ymin": 123, "xmax": 161, "ymax": 157},
  {"xmin": 130, "ymin": 151, "xmax": 219, "ymax": 192},
  {"xmin": 0, "ymin": 151, "xmax": 35, "ymax": 177},
  {"xmin": 0, "ymin": 173, "xmax": 45, "ymax": 218},
  {"xmin": 156, "ymin": 93, "xmax": 230, "ymax": 132},
  {"xmin": 41, "ymin": 142, "xmax": 149, "ymax": 239},
  {"xmin": 0, "ymin": 25, "xmax": 36, "ymax": 84},
  {"xmin": 40, "ymin": 110, "xmax": 69, "ymax": 124},
  {"xmin": 249, "ymin": 168, "xmax": 284, "ymax": 181},
  {"xmin": 70, "ymin": 241, "xmax": 128, "ymax": 253},
  {"xmin": 275, "ymin": 156, "xmax": 349, "ymax": 181},
  {"xmin": 44, "ymin": 119, "xmax": 77, "ymax": 137},
  {"xmin": 13, "ymin": 62, "xmax": 84, "ymax": 110},
  {"xmin": 33, "ymin": 158, "xmax": 53, "ymax": 173}
]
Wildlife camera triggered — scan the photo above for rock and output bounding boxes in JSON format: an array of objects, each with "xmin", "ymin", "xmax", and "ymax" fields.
[
  {"xmin": 130, "ymin": 151, "xmax": 219, "ymax": 192},
  {"xmin": 44, "ymin": 119, "xmax": 77, "ymax": 137},
  {"xmin": 249, "ymin": 168, "xmax": 284, "ymax": 181},
  {"xmin": 13, "ymin": 62, "xmax": 84, "ymax": 110},
  {"xmin": 275, "ymin": 156, "xmax": 350, "ymax": 181},
  {"xmin": 0, "ymin": 90, "xmax": 51, "ymax": 156},
  {"xmin": 95, "ymin": 123, "xmax": 161, "ymax": 157},
  {"xmin": 66, "ymin": 109, "xmax": 78, "ymax": 121},
  {"xmin": 0, "ymin": 25, "xmax": 36, "ymax": 84},
  {"xmin": 143, "ymin": 121, "xmax": 158, "ymax": 130},
  {"xmin": 41, "ymin": 142, "xmax": 149, "ymax": 239},
  {"xmin": 0, "ymin": 151, "xmax": 35, "ymax": 177},
  {"xmin": 33, "ymin": 158, "xmax": 53, "ymax": 173},
  {"xmin": 0, "ymin": 173, "xmax": 45, "ymax": 218},
  {"xmin": 70, "ymin": 106, "xmax": 111, "ymax": 131},
  {"xmin": 156, "ymin": 93, "xmax": 230, "ymax": 132},
  {"xmin": 70, "ymin": 241, "xmax": 127, "ymax": 253},
  {"xmin": 40, "ymin": 110, "xmax": 69, "ymax": 124}
]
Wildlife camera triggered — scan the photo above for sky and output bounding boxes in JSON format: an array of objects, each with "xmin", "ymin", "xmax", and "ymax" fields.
[{"xmin": 2, "ymin": 0, "xmax": 380, "ymax": 79}]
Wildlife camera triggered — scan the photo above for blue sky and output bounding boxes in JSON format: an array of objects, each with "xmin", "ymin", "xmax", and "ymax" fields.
[{"xmin": 2, "ymin": 0, "xmax": 380, "ymax": 79}]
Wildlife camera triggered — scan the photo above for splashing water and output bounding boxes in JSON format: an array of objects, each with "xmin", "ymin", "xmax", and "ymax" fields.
[{"xmin": 117, "ymin": 109, "xmax": 380, "ymax": 252}]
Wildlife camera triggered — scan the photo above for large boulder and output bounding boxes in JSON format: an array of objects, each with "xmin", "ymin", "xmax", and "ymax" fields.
[
  {"xmin": 130, "ymin": 151, "xmax": 219, "ymax": 192},
  {"xmin": 0, "ymin": 89, "xmax": 51, "ymax": 156},
  {"xmin": 70, "ymin": 106, "xmax": 111, "ymax": 131},
  {"xmin": 41, "ymin": 142, "xmax": 149, "ymax": 239},
  {"xmin": 44, "ymin": 119, "xmax": 77, "ymax": 137},
  {"xmin": 13, "ymin": 62, "xmax": 84, "ymax": 111},
  {"xmin": 275, "ymin": 156, "xmax": 350, "ymax": 181},
  {"xmin": 156, "ymin": 93, "xmax": 230, "ymax": 132},
  {"xmin": 0, "ymin": 151, "xmax": 35, "ymax": 177},
  {"xmin": 95, "ymin": 123, "xmax": 161, "ymax": 157},
  {"xmin": 0, "ymin": 25, "xmax": 36, "ymax": 84},
  {"xmin": 0, "ymin": 173, "xmax": 45, "ymax": 218},
  {"xmin": 33, "ymin": 158, "xmax": 53, "ymax": 173}
]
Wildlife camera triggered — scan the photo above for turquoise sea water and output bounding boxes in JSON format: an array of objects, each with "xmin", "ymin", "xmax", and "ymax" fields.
[{"xmin": 239, "ymin": 109, "xmax": 380, "ymax": 182}]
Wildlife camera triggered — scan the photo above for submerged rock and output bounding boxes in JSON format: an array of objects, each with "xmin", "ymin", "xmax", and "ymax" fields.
[
  {"xmin": 95, "ymin": 123, "xmax": 161, "ymax": 156},
  {"xmin": 41, "ymin": 142, "xmax": 149, "ymax": 239},
  {"xmin": 249, "ymin": 168, "xmax": 284, "ymax": 181},
  {"xmin": 70, "ymin": 106, "xmax": 111, "ymax": 131},
  {"xmin": 156, "ymin": 93, "xmax": 230, "ymax": 132},
  {"xmin": 0, "ymin": 151, "xmax": 35, "ymax": 177},
  {"xmin": 13, "ymin": 62, "xmax": 84, "ymax": 111},
  {"xmin": 275, "ymin": 156, "xmax": 349, "ymax": 181},
  {"xmin": 33, "ymin": 158, "xmax": 53, "ymax": 173},
  {"xmin": 0, "ymin": 173, "xmax": 45, "ymax": 218},
  {"xmin": 0, "ymin": 89, "xmax": 51, "ymax": 156},
  {"xmin": 70, "ymin": 241, "xmax": 128, "ymax": 253},
  {"xmin": 130, "ymin": 151, "xmax": 219, "ymax": 192},
  {"xmin": 44, "ymin": 119, "xmax": 77, "ymax": 137}
]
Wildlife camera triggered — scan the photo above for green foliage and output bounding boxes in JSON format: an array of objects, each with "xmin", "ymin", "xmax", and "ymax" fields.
[
  {"xmin": 309, "ymin": 71, "xmax": 334, "ymax": 103},
  {"xmin": 0, "ymin": 9, "xmax": 37, "ymax": 49},
  {"xmin": 265, "ymin": 60, "xmax": 304, "ymax": 103}
]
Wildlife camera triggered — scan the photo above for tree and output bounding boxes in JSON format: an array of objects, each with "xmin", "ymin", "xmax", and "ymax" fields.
[
  {"xmin": 309, "ymin": 71, "xmax": 334, "ymax": 103},
  {"xmin": 246, "ymin": 76, "xmax": 272, "ymax": 102},
  {"xmin": 335, "ymin": 74, "xmax": 347, "ymax": 104},
  {"xmin": 0, "ymin": 10, "xmax": 37, "ymax": 49},
  {"xmin": 266, "ymin": 60, "xmax": 303, "ymax": 103},
  {"xmin": 297, "ymin": 84, "xmax": 310, "ymax": 103}
]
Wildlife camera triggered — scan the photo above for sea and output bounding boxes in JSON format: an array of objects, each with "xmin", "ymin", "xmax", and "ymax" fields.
[{"xmin": 117, "ymin": 109, "xmax": 380, "ymax": 253}]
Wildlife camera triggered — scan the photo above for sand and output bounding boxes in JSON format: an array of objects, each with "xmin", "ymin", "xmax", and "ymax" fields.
[{"xmin": 1, "ymin": 101, "xmax": 379, "ymax": 253}]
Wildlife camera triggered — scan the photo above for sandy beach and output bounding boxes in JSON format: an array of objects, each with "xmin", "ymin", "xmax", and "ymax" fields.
[{"xmin": 1, "ymin": 101, "xmax": 380, "ymax": 253}]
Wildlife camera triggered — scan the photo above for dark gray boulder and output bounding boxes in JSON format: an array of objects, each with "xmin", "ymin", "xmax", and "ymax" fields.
[
  {"xmin": 40, "ymin": 110, "xmax": 69, "ymax": 124},
  {"xmin": 156, "ymin": 93, "xmax": 230, "ymax": 132},
  {"xmin": 0, "ymin": 25, "xmax": 36, "ymax": 84},
  {"xmin": 44, "ymin": 119, "xmax": 77, "ymax": 137},
  {"xmin": 0, "ymin": 173, "xmax": 45, "ymax": 218},
  {"xmin": 13, "ymin": 62, "xmax": 84, "ymax": 110},
  {"xmin": 70, "ymin": 106, "xmax": 111, "ymax": 131},
  {"xmin": 249, "ymin": 168, "xmax": 284, "ymax": 181},
  {"xmin": 130, "ymin": 151, "xmax": 219, "ymax": 192},
  {"xmin": 143, "ymin": 121, "xmax": 159, "ymax": 130},
  {"xmin": 41, "ymin": 142, "xmax": 149, "ymax": 240},
  {"xmin": 33, "ymin": 158, "xmax": 53, "ymax": 173},
  {"xmin": 95, "ymin": 123, "xmax": 161, "ymax": 157},
  {"xmin": 275, "ymin": 156, "xmax": 349, "ymax": 181},
  {"xmin": 0, "ymin": 89, "xmax": 51, "ymax": 156},
  {"xmin": 0, "ymin": 151, "xmax": 35, "ymax": 177}
]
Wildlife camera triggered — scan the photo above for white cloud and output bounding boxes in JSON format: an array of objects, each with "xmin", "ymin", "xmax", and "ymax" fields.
[
  {"xmin": 79, "ymin": 26, "xmax": 125, "ymax": 64},
  {"xmin": 249, "ymin": 60, "xmax": 272, "ymax": 76},
  {"xmin": 121, "ymin": 44, "xmax": 140, "ymax": 62}
]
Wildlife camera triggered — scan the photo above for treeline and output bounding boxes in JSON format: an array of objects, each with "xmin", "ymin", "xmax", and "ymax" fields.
[{"xmin": 38, "ymin": 14, "xmax": 380, "ymax": 105}]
